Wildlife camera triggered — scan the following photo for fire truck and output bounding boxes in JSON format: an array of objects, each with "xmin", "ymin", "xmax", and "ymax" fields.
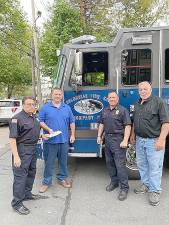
[{"xmin": 53, "ymin": 26, "xmax": 169, "ymax": 178}]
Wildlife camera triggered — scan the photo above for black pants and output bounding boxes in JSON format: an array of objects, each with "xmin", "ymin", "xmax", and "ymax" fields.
[
  {"xmin": 11, "ymin": 144, "xmax": 37, "ymax": 209},
  {"xmin": 105, "ymin": 135, "xmax": 129, "ymax": 192}
]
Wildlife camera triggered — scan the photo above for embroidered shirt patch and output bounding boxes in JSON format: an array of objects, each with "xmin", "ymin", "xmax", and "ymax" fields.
[{"xmin": 11, "ymin": 119, "xmax": 17, "ymax": 123}]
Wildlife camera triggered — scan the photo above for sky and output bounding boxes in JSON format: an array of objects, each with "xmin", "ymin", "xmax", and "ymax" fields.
[
  {"xmin": 20, "ymin": 1, "xmax": 168, "ymax": 27},
  {"xmin": 20, "ymin": 0, "xmax": 54, "ymax": 27}
]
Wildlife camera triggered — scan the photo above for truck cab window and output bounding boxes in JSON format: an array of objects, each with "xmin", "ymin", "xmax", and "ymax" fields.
[
  {"xmin": 165, "ymin": 49, "xmax": 169, "ymax": 82},
  {"xmin": 82, "ymin": 52, "xmax": 108, "ymax": 86},
  {"xmin": 121, "ymin": 49, "xmax": 151, "ymax": 85}
]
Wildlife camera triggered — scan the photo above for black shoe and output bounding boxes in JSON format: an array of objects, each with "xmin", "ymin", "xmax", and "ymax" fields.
[
  {"xmin": 13, "ymin": 205, "xmax": 30, "ymax": 215},
  {"xmin": 24, "ymin": 194, "xmax": 49, "ymax": 201},
  {"xmin": 106, "ymin": 183, "xmax": 119, "ymax": 192},
  {"xmin": 118, "ymin": 190, "xmax": 128, "ymax": 201}
]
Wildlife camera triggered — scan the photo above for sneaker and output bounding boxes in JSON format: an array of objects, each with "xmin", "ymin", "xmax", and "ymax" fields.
[
  {"xmin": 134, "ymin": 183, "xmax": 149, "ymax": 194},
  {"xmin": 106, "ymin": 183, "xmax": 119, "ymax": 192},
  {"xmin": 149, "ymin": 192, "xmax": 160, "ymax": 206},
  {"xmin": 118, "ymin": 190, "xmax": 128, "ymax": 201},
  {"xmin": 13, "ymin": 204, "xmax": 30, "ymax": 215},
  {"xmin": 39, "ymin": 185, "xmax": 49, "ymax": 193}
]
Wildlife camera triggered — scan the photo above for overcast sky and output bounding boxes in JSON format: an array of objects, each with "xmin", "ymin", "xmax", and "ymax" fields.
[
  {"xmin": 19, "ymin": 0, "xmax": 168, "ymax": 28},
  {"xmin": 20, "ymin": 0, "xmax": 54, "ymax": 26}
]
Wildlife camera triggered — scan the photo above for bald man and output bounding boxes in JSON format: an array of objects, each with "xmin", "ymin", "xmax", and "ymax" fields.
[{"xmin": 131, "ymin": 81, "xmax": 169, "ymax": 206}]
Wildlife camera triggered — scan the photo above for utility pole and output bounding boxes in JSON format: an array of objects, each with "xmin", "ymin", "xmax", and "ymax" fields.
[
  {"xmin": 31, "ymin": 39, "xmax": 36, "ymax": 99},
  {"xmin": 31, "ymin": 0, "xmax": 42, "ymax": 106},
  {"xmin": 80, "ymin": 0, "xmax": 87, "ymax": 24}
]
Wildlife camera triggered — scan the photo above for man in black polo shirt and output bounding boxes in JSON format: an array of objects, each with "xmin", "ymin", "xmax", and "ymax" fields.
[
  {"xmin": 131, "ymin": 81, "xmax": 169, "ymax": 206},
  {"xmin": 97, "ymin": 91, "xmax": 131, "ymax": 201},
  {"xmin": 9, "ymin": 97, "xmax": 49, "ymax": 215}
]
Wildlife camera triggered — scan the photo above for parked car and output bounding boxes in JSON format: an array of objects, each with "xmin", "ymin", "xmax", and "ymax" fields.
[{"xmin": 0, "ymin": 99, "xmax": 22, "ymax": 123}]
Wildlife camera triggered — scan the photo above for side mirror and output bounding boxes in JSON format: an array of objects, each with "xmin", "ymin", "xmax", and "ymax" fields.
[
  {"xmin": 76, "ymin": 75, "xmax": 82, "ymax": 86},
  {"xmin": 74, "ymin": 51, "xmax": 82, "ymax": 75},
  {"xmin": 56, "ymin": 49, "xmax": 61, "ymax": 57}
]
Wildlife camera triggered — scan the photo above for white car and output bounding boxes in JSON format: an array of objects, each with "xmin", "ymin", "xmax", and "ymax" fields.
[{"xmin": 0, "ymin": 99, "xmax": 22, "ymax": 123}]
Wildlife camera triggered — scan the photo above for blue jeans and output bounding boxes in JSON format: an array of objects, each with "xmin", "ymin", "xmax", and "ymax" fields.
[
  {"xmin": 136, "ymin": 136, "xmax": 165, "ymax": 193},
  {"xmin": 42, "ymin": 143, "xmax": 68, "ymax": 185}
]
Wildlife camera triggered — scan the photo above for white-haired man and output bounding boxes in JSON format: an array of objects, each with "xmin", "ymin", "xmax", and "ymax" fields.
[{"xmin": 131, "ymin": 81, "xmax": 169, "ymax": 206}]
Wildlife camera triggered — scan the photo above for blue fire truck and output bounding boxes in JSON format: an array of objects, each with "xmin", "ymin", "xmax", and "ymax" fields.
[{"xmin": 53, "ymin": 26, "xmax": 169, "ymax": 178}]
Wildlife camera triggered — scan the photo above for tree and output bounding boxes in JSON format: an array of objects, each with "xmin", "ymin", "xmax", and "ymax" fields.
[
  {"xmin": 39, "ymin": 0, "xmax": 169, "ymax": 81},
  {"xmin": 111, "ymin": 0, "xmax": 169, "ymax": 30},
  {"xmin": 69, "ymin": 0, "xmax": 169, "ymax": 41},
  {"xmin": 39, "ymin": 0, "xmax": 84, "ymax": 78},
  {"xmin": 0, "ymin": 0, "xmax": 32, "ymax": 98},
  {"xmin": 69, "ymin": 0, "xmax": 115, "ymax": 41},
  {"xmin": 0, "ymin": 44, "xmax": 32, "ymax": 98}
]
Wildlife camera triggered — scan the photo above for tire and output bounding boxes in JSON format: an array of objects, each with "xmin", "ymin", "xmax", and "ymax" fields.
[
  {"xmin": 164, "ymin": 136, "xmax": 169, "ymax": 168},
  {"xmin": 126, "ymin": 144, "xmax": 140, "ymax": 180}
]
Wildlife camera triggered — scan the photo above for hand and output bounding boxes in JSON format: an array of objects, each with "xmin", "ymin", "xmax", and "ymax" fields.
[
  {"xmin": 97, "ymin": 136, "xmax": 102, "ymax": 145},
  {"xmin": 130, "ymin": 134, "xmax": 136, "ymax": 145},
  {"xmin": 70, "ymin": 135, "xmax": 75, "ymax": 143},
  {"xmin": 42, "ymin": 134, "xmax": 50, "ymax": 140},
  {"xmin": 14, "ymin": 156, "xmax": 21, "ymax": 168},
  {"xmin": 48, "ymin": 128, "xmax": 54, "ymax": 134},
  {"xmin": 155, "ymin": 138, "xmax": 166, "ymax": 151},
  {"xmin": 120, "ymin": 140, "xmax": 128, "ymax": 148}
]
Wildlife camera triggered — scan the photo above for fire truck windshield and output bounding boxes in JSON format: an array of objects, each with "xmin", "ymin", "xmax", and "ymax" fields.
[{"xmin": 53, "ymin": 54, "xmax": 67, "ymax": 88}]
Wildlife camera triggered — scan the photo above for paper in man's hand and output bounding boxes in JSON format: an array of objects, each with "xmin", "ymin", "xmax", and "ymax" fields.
[{"xmin": 48, "ymin": 131, "xmax": 62, "ymax": 138}]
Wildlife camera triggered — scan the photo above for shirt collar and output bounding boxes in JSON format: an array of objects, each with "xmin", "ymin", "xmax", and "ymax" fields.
[
  {"xmin": 107, "ymin": 104, "xmax": 119, "ymax": 111},
  {"xmin": 50, "ymin": 101, "xmax": 65, "ymax": 108},
  {"xmin": 138, "ymin": 95, "xmax": 153, "ymax": 104},
  {"xmin": 22, "ymin": 110, "xmax": 35, "ymax": 118}
]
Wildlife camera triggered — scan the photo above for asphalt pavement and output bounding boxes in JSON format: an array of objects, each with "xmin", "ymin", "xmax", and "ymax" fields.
[{"xmin": 1, "ymin": 126, "xmax": 169, "ymax": 225}]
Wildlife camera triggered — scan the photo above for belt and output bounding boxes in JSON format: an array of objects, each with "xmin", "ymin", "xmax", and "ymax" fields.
[
  {"xmin": 106, "ymin": 133, "xmax": 123, "ymax": 136},
  {"xmin": 18, "ymin": 143, "xmax": 37, "ymax": 146},
  {"xmin": 136, "ymin": 135, "xmax": 157, "ymax": 139}
]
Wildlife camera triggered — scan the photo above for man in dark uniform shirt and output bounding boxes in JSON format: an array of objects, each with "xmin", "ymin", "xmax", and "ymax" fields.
[
  {"xmin": 97, "ymin": 91, "xmax": 131, "ymax": 201},
  {"xmin": 9, "ymin": 97, "xmax": 49, "ymax": 215}
]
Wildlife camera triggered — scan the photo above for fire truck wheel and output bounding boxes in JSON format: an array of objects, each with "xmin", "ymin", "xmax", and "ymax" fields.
[{"xmin": 126, "ymin": 144, "xmax": 140, "ymax": 180}]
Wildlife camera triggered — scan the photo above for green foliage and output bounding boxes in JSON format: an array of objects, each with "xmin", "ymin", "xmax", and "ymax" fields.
[
  {"xmin": 113, "ymin": 0, "xmax": 169, "ymax": 29},
  {"xmin": 86, "ymin": 72, "xmax": 105, "ymax": 86},
  {"xmin": 39, "ymin": 0, "xmax": 84, "ymax": 78},
  {"xmin": 69, "ymin": 0, "xmax": 169, "ymax": 41},
  {"xmin": 0, "ymin": 0, "xmax": 32, "ymax": 98},
  {"xmin": 69, "ymin": 0, "xmax": 115, "ymax": 41},
  {"xmin": 40, "ymin": 0, "xmax": 169, "ymax": 82}
]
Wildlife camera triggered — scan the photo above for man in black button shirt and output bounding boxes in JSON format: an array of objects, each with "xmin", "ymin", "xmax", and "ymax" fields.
[
  {"xmin": 97, "ymin": 91, "xmax": 131, "ymax": 201},
  {"xmin": 131, "ymin": 81, "xmax": 169, "ymax": 206},
  {"xmin": 9, "ymin": 97, "xmax": 48, "ymax": 215}
]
